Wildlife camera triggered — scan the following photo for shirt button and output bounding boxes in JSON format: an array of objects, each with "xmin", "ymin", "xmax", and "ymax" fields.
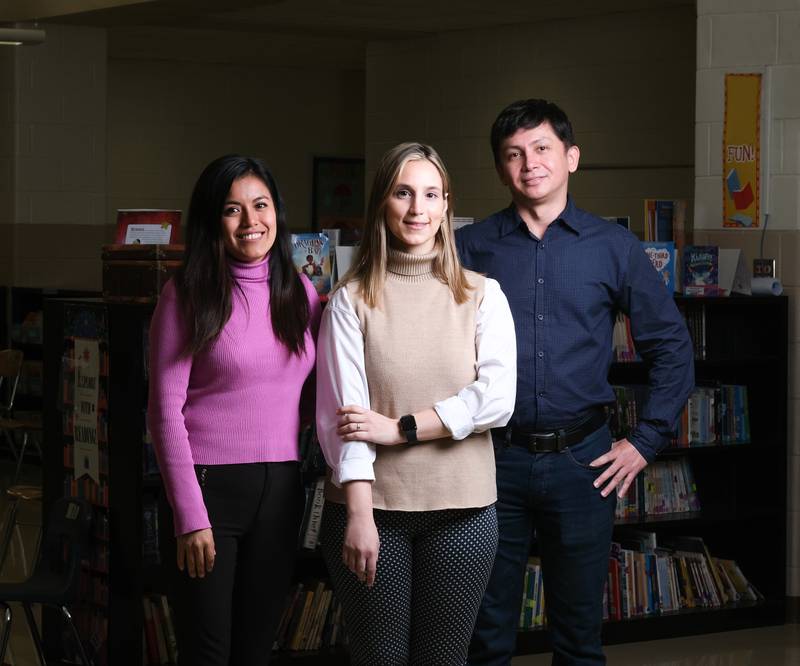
[
  {"xmin": 537, "ymin": 351, "xmax": 544, "ymax": 358},
  {"xmin": 537, "ymin": 314, "xmax": 544, "ymax": 321},
  {"xmin": 537, "ymin": 278, "xmax": 544, "ymax": 284},
  {"xmin": 538, "ymin": 391, "xmax": 545, "ymax": 397}
]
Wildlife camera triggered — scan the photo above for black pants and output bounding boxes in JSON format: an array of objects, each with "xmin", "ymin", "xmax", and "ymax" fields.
[{"xmin": 167, "ymin": 461, "xmax": 305, "ymax": 666}]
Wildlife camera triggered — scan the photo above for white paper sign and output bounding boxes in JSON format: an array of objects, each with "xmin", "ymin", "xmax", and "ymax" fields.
[
  {"xmin": 124, "ymin": 224, "xmax": 172, "ymax": 245},
  {"xmin": 73, "ymin": 338, "xmax": 100, "ymax": 483}
]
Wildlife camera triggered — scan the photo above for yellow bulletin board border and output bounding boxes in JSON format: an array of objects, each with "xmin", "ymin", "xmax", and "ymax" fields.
[{"xmin": 723, "ymin": 73, "xmax": 761, "ymax": 228}]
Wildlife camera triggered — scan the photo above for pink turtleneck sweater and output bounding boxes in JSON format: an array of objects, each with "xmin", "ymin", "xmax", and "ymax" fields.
[{"xmin": 147, "ymin": 257, "xmax": 321, "ymax": 535}]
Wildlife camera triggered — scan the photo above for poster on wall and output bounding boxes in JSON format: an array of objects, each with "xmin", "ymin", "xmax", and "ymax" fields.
[{"xmin": 723, "ymin": 73, "xmax": 761, "ymax": 228}]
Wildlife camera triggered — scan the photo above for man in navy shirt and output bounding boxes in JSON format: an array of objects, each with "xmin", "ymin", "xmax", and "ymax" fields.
[{"xmin": 458, "ymin": 99, "xmax": 694, "ymax": 665}]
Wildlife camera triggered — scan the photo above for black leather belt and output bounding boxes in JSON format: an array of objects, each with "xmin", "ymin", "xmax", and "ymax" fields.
[{"xmin": 505, "ymin": 409, "xmax": 607, "ymax": 453}]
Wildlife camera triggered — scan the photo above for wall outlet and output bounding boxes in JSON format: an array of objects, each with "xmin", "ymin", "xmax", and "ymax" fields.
[{"xmin": 753, "ymin": 258, "xmax": 776, "ymax": 278}]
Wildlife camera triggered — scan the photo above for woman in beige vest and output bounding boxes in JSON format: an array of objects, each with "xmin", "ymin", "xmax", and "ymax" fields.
[{"xmin": 316, "ymin": 142, "xmax": 516, "ymax": 665}]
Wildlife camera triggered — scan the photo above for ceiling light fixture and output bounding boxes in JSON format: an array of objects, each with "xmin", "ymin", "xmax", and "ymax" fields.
[{"xmin": 0, "ymin": 27, "xmax": 45, "ymax": 46}]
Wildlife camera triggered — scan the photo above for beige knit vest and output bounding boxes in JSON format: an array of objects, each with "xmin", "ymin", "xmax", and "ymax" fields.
[{"xmin": 325, "ymin": 249, "xmax": 497, "ymax": 511}]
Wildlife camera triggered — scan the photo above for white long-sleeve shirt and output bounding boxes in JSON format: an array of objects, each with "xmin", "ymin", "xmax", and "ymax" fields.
[{"xmin": 316, "ymin": 275, "xmax": 516, "ymax": 489}]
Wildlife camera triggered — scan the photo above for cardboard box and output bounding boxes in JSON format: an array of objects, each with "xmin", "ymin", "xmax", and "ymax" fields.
[{"xmin": 102, "ymin": 244, "xmax": 183, "ymax": 302}]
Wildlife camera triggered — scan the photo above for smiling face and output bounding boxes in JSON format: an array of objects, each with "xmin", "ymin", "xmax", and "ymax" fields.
[
  {"xmin": 384, "ymin": 158, "xmax": 447, "ymax": 255},
  {"xmin": 220, "ymin": 173, "xmax": 277, "ymax": 263},
  {"xmin": 496, "ymin": 121, "xmax": 580, "ymax": 210}
]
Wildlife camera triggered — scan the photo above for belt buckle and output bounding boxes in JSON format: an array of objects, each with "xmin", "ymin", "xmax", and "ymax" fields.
[{"xmin": 528, "ymin": 430, "xmax": 563, "ymax": 453}]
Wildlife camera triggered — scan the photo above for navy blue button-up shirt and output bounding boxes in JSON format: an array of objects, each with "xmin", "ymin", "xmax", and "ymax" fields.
[{"xmin": 456, "ymin": 197, "xmax": 694, "ymax": 462}]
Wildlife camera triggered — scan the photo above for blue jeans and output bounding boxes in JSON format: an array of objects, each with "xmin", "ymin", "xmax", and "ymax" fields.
[{"xmin": 468, "ymin": 424, "xmax": 617, "ymax": 666}]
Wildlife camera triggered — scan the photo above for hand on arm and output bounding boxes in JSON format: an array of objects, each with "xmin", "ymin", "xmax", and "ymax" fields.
[
  {"xmin": 589, "ymin": 438, "xmax": 648, "ymax": 498},
  {"xmin": 343, "ymin": 481, "xmax": 379, "ymax": 587},
  {"xmin": 336, "ymin": 405, "xmax": 449, "ymax": 445},
  {"xmin": 176, "ymin": 528, "xmax": 216, "ymax": 578}
]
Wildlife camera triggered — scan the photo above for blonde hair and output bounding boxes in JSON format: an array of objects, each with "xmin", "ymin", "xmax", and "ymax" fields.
[{"xmin": 338, "ymin": 142, "xmax": 472, "ymax": 308}]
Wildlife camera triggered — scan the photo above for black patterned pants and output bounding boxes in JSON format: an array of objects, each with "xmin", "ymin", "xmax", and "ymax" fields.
[{"xmin": 321, "ymin": 501, "xmax": 498, "ymax": 666}]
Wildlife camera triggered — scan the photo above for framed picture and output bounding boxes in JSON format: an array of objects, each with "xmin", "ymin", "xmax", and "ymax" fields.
[{"xmin": 311, "ymin": 157, "xmax": 365, "ymax": 232}]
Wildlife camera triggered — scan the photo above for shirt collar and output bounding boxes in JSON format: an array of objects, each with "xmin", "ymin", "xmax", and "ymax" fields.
[{"xmin": 498, "ymin": 195, "xmax": 588, "ymax": 237}]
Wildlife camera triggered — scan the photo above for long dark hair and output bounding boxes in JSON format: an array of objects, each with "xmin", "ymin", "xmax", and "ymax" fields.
[{"xmin": 175, "ymin": 154, "xmax": 309, "ymax": 356}]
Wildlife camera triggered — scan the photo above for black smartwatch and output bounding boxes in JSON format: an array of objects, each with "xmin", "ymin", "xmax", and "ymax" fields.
[{"xmin": 399, "ymin": 414, "xmax": 418, "ymax": 444}]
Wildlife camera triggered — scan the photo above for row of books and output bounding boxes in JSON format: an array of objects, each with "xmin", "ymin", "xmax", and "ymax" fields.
[
  {"xmin": 677, "ymin": 302, "xmax": 708, "ymax": 360},
  {"xmin": 78, "ymin": 564, "xmax": 109, "ymax": 605},
  {"xmin": 605, "ymin": 533, "xmax": 761, "ymax": 621},
  {"xmin": 275, "ymin": 580, "xmax": 347, "ymax": 652},
  {"xmin": 519, "ymin": 534, "xmax": 760, "ymax": 629},
  {"xmin": 613, "ymin": 304, "xmax": 707, "ymax": 364},
  {"xmin": 676, "ymin": 385, "xmax": 751, "ymax": 446},
  {"xmin": 142, "ymin": 594, "xmax": 178, "ymax": 666},
  {"xmin": 615, "ymin": 458, "xmax": 700, "ymax": 522},
  {"xmin": 63, "ymin": 475, "xmax": 109, "ymax": 507},
  {"xmin": 608, "ymin": 383, "xmax": 750, "ymax": 448}
]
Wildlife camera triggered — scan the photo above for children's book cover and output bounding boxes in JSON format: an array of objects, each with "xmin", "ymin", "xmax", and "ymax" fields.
[
  {"xmin": 683, "ymin": 245, "xmax": 719, "ymax": 296},
  {"xmin": 292, "ymin": 232, "xmax": 331, "ymax": 296},
  {"xmin": 642, "ymin": 241, "xmax": 676, "ymax": 293}
]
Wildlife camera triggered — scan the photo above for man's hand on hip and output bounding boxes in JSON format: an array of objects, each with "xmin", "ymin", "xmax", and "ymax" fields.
[{"xmin": 589, "ymin": 438, "xmax": 647, "ymax": 498}]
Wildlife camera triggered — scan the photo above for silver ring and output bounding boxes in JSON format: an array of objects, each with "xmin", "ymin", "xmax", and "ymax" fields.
[{"xmin": 356, "ymin": 423, "xmax": 361, "ymax": 431}]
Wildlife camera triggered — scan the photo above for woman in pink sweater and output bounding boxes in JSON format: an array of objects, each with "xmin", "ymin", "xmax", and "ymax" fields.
[{"xmin": 147, "ymin": 154, "xmax": 321, "ymax": 666}]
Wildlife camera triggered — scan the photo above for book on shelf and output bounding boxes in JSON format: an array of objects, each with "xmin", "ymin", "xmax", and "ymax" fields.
[
  {"xmin": 643, "ymin": 199, "xmax": 689, "ymax": 244},
  {"xmin": 142, "ymin": 597, "xmax": 161, "ymax": 665},
  {"xmin": 676, "ymin": 301, "xmax": 707, "ymax": 361},
  {"xmin": 142, "ymin": 496, "xmax": 161, "ymax": 566},
  {"xmin": 642, "ymin": 241, "xmax": 676, "ymax": 293},
  {"xmin": 292, "ymin": 232, "xmax": 332, "ymax": 296},
  {"xmin": 518, "ymin": 557, "xmax": 546, "ymax": 630},
  {"xmin": 611, "ymin": 313, "xmax": 639, "ymax": 363},
  {"xmin": 643, "ymin": 199, "xmax": 690, "ymax": 285},
  {"xmin": 683, "ymin": 246, "xmax": 720, "ymax": 297},
  {"xmin": 142, "ymin": 595, "xmax": 178, "ymax": 665},
  {"xmin": 301, "ymin": 477, "xmax": 326, "ymax": 550}
]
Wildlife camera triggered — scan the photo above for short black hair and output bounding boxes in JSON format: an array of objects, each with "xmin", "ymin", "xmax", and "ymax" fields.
[{"xmin": 490, "ymin": 99, "xmax": 575, "ymax": 164}]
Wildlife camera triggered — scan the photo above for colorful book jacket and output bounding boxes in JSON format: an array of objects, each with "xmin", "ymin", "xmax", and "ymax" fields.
[
  {"xmin": 291, "ymin": 232, "xmax": 331, "ymax": 296},
  {"xmin": 682, "ymin": 245, "xmax": 719, "ymax": 296},
  {"xmin": 642, "ymin": 241, "xmax": 676, "ymax": 293}
]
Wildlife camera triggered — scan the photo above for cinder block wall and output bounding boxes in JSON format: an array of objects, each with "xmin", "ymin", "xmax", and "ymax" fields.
[
  {"xmin": 365, "ymin": 6, "xmax": 696, "ymax": 237},
  {"xmin": 3, "ymin": 23, "xmax": 366, "ymax": 290}
]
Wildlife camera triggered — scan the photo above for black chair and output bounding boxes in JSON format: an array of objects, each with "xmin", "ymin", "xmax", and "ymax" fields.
[{"xmin": 0, "ymin": 496, "xmax": 93, "ymax": 665}]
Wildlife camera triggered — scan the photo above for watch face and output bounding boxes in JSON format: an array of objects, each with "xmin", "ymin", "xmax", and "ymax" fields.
[{"xmin": 400, "ymin": 414, "xmax": 418, "ymax": 443}]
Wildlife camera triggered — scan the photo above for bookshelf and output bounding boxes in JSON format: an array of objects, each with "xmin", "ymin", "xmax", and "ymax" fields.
[
  {"xmin": 41, "ymin": 297, "xmax": 344, "ymax": 665},
  {"xmin": 42, "ymin": 297, "xmax": 154, "ymax": 665},
  {"xmin": 516, "ymin": 294, "xmax": 788, "ymax": 654},
  {"xmin": 40, "ymin": 294, "xmax": 788, "ymax": 662}
]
